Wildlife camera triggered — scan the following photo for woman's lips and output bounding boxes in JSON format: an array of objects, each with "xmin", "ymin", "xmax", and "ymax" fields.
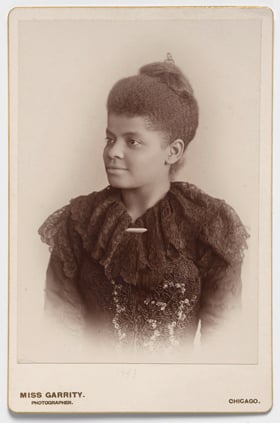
[{"xmin": 106, "ymin": 167, "xmax": 128, "ymax": 174}]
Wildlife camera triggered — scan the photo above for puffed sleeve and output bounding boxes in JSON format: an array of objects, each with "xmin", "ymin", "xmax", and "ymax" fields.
[
  {"xmin": 197, "ymin": 199, "xmax": 249, "ymax": 345},
  {"xmin": 38, "ymin": 203, "xmax": 85, "ymax": 331},
  {"xmin": 197, "ymin": 245, "xmax": 243, "ymax": 342}
]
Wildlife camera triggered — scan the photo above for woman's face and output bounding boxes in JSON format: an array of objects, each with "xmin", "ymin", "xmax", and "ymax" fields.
[{"xmin": 103, "ymin": 113, "xmax": 171, "ymax": 190}]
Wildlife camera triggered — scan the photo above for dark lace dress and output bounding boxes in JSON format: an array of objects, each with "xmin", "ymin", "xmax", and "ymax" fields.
[{"xmin": 38, "ymin": 181, "xmax": 249, "ymax": 354}]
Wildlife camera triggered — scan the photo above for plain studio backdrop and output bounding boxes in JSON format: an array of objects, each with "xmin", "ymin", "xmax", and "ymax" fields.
[{"xmin": 12, "ymin": 7, "xmax": 264, "ymax": 362}]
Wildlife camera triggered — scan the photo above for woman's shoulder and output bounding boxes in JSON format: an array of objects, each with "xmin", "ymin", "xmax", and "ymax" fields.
[
  {"xmin": 172, "ymin": 180, "xmax": 235, "ymax": 210},
  {"xmin": 38, "ymin": 186, "xmax": 111, "ymax": 247},
  {"xmin": 171, "ymin": 181, "xmax": 249, "ymax": 264}
]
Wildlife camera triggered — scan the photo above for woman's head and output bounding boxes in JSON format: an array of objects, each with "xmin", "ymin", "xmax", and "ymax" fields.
[
  {"xmin": 107, "ymin": 59, "xmax": 198, "ymax": 152},
  {"xmin": 103, "ymin": 57, "xmax": 199, "ymax": 189}
]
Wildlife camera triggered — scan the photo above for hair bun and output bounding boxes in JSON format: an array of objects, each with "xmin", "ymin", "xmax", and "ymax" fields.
[{"xmin": 139, "ymin": 59, "xmax": 194, "ymax": 98}]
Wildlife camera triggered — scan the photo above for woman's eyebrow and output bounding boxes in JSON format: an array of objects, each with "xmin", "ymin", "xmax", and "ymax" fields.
[
  {"xmin": 105, "ymin": 128, "xmax": 115, "ymax": 137},
  {"xmin": 106, "ymin": 129, "xmax": 141, "ymax": 137}
]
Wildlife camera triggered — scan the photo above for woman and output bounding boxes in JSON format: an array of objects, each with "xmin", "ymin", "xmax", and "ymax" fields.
[{"xmin": 39, "ymin": 55, "xmax": 249, "ymax": 357}]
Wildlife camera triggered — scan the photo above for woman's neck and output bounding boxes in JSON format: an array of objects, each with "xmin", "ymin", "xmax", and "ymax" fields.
[{"xmin": 121, "ymin": 180, "xmax": 171, "ymax": 222}]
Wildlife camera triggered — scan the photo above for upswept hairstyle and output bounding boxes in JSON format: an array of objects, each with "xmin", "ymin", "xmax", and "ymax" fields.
[{"xmin": 106, "ymin": 57, "xmax": 199, "ymax": 173}]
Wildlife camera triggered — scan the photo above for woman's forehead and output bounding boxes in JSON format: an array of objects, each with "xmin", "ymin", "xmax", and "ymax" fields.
[{"xmin": 107, "ymin": 113, "xmax": 155, "ymax": 134}]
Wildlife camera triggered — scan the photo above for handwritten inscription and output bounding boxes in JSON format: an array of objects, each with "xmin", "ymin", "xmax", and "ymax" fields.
[{"xmin": 120, "ymin": 368, "xmax": 137, "ymax": 379}]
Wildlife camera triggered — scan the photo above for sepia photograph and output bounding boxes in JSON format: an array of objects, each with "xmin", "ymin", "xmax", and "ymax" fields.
[{"xmin": 8, "ymin": 5, "xmax": 273, "ymax": 413}]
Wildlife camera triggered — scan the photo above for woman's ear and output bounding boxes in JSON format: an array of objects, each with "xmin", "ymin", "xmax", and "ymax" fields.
[{"xmin": 165, "ymin": 139, "xmax": 185, "ymax": 165}]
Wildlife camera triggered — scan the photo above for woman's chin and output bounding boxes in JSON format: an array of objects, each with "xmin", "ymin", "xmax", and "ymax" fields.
[{"xmin": 106, "ymin": 176, "xmax": 130, "ymax": 189}]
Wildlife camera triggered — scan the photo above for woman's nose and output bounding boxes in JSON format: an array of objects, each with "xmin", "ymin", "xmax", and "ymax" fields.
[{"xmin": 106, "ymin": 139, "xmax": 125, "ymax": 159}]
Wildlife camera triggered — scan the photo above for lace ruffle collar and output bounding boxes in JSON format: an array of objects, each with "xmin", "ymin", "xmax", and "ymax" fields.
[{"xmin": 66, "ymin": 182, "xmax": 249, "ymax": 286}]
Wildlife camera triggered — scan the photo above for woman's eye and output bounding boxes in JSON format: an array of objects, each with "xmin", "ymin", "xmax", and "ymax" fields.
[
  {"xmin": 105, "ymin": 137, "xmax": 115, "ymax": 145},
  {"xmin": 127, "ymin": 138, "xmax": 141, "ymax": 147}
]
